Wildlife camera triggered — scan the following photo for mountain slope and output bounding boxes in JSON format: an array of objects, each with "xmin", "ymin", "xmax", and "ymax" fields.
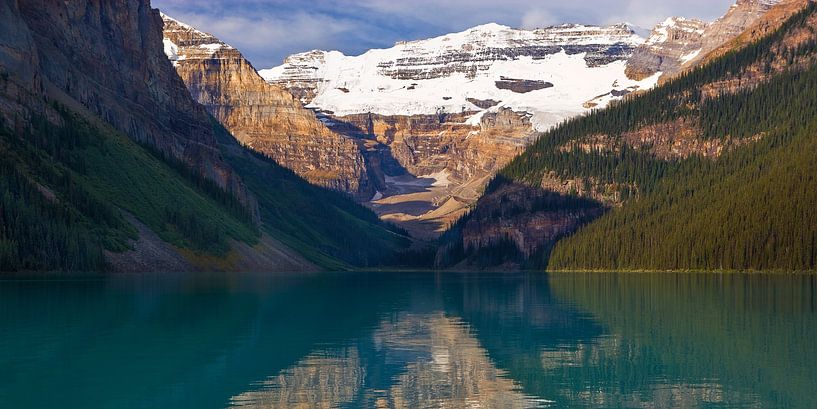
[
  {"xmin": 0, "ymin": 0, "xmax": 409, "ymax": 272},
  {"xmin": 161, "ymin": 15, "xmax": 375, "ymax": 199},
  {"xmin": 0, "ymin": 0, "xmax": 252, "ymax": 206},
  {"xmin": 439, "ymin": 1, "xmax": 817, "ymax": 271},
  {"xmin": 627, "ymin": 0, "xmax": 784, "ymax": 81},
  {"xmin": 258, "ymin": 22, "xmax": 664, "ymax": 238},
  {"xmin": 261, "ymin": 23, "xmax": 657, "ymax": 131}
]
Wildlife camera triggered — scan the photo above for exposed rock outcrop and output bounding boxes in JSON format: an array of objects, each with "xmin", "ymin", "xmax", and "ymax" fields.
[
  {"xmin": 560, "ymin": 118, "xmax": 763, "ymax": 160},
  {"xmin": 321, "ymin": 109, "xmax": 534, "ymax": 238},
  {"xmin": 694, "ymin": 0, "xmax": 813, "ymax": 72},
  {"xmin": 456, "ymin": 183, "xmax": 606, "ymax": 261},
  {"xmin": 260, "ymin": 23, "xmax": 655, "ymax": 132},
  {"xmin": 162, "ymin": 15, "xmax": 374, "ymax": 198},
  {"xmin": 0, "ymin": 0, "xmax": 252, "ymax": 208},
  {"xmin": 625, "ymin": 17, "xmax": 707, "ymax": 80},
  {"xmin": 627, "ymin": 0, "xmax": 782, "ymax": 81},
  {"xmin": 494, "ymin": 77, "xmax": 554, "ymax": 93}
]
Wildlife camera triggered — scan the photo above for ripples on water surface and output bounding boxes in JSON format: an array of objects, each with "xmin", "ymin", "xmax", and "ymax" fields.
[{"xmin": 0, "ymin": 272, "xmax": 815, "ymax": 408}]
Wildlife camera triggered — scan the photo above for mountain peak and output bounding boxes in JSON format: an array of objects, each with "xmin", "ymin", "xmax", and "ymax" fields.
[
  {"xmin": 467, "ymin": 22, "xmax": 512, "ymax": 33},
  {"xmin": 160, "ymin": 13, "xmax": 235, "ymax": 53}
]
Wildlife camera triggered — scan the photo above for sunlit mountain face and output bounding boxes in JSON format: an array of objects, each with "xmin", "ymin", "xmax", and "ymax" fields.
[{"xmin": 2, "ymin": 272, "xmax": 813, "ymax": 408}]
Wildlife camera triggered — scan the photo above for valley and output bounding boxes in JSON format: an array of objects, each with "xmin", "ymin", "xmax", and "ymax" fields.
[
  {"xmin": 161, "ymin": 0, "xmax": 788, "ymax": 243},
  {"xmin": 0, "ymin": 0, "xmax": 814, "ymax": 273},
  {"xmin": 1, "ymin": 1, "xmax": 815, "ymax": 407}
]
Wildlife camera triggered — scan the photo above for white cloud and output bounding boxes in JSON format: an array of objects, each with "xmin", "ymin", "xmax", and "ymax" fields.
[
  {"xmin": 521, "ymin": 8, "xmax": 557, "ymax": 29},
  {"xmin": 153, "ymin": 0, "xmax": 737, "ymax": 68}
]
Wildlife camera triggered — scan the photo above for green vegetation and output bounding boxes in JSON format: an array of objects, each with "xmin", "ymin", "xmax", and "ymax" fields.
[
  {"xmin": 0, "ymin": 107, "xmax": 259, "ymax": 272},
  {"xmin": 500, "ymin": 3, "xmax": 817, "ymax": 194},
  {"xmin": 550, "ymin": 88, "xmax": 817, "ymax": 271},
  {"xmin": 0, "ymin": 103, "xmax": 412, "ymax": 272},
  {"xmin": 461, "ymin": 3, "xmax": 817, "ymax": 271},
  {"xmin": 211, "ymin": 120, "xmax": 410, "ymax": 269},
  {"xmin": 0, "ymin": 94, "xmax": 411, "ymax": 273}
]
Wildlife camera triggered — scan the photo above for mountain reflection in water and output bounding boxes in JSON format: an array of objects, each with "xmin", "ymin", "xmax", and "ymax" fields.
[{"xmin": 0, "ymin": 272, "xmax": 814, "ymax": 408}]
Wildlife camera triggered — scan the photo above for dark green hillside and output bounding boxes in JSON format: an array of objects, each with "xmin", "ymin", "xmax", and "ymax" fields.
[
  {"xmin": 0, "ymin": 106, "xmax": 408, "ymax": 272},
  {"xmin": 446, "ymin": 2, "xmax": 817, "ymax": 271},
  {"xmin": 500, "ymin": 2, "xmax": 817, "ymax": 193},
  {"xmin": 211, "ymin": 121, "xmax": 410, "ymax": 269},
  {"xmin": 0, "ymin": 108, "xmax": 259, "ymax": 272},
  {"xmin": 549, "ymin": 68, "xmax": 817, "ymax": 271}
]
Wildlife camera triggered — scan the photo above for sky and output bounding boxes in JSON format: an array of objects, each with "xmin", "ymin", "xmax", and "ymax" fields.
[{"xmin": 153, "ymin": 0, "xmax": 737, "ymax": 68}]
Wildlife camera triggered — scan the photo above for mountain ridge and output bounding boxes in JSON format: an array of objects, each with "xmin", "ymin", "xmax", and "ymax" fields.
[
  {"xmin": 0, "ymin": 0, "xmax": 410, "ymax": 272},
  {"xmin": 161, "ymin": 13, "xmax": 376, "ymax": 198},
  {"xmin": 437, "ymin": 0, "xmax": 817, "ymax": 271}
]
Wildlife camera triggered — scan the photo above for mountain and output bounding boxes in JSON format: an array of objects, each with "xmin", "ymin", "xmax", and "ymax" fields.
[
  {"xmin": 0, "ymin": 0, "xmax": 250, "ymax": 204},
  {"xmin": 259, "ymin": 23, "xmax": 660, "ymax": 238},
  {"xmin": 438, "ymin": 0, "xmax": 817, "ymax": 271},
  {"xmin": 0, "ymin": 0, "xmax": 409, "ymax": 272},
  {"xmin": 161, "ymin": 14, "xmax": 375, "ymax": 199},
  {"xmin": 627, "ymin": 0, "xmax": 783, "ymax": 81},
  {"xmin": 261, "ymin": 23, "xmax": 655, "ymax": 130}
]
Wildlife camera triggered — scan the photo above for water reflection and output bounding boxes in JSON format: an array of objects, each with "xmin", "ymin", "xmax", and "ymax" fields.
[
  {"xmin": 231, "ymin": 312, "xmax": 548, "ymax": 408},
  {"xmin": 0, "ymin": 272, "xmax": 814, "ymax": 408}
]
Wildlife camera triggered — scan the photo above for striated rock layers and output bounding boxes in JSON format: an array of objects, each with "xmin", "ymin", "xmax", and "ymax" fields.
[
  {"xmin": 0, "ymin": 0, "xmax": 252, "ymax": 206},
  {"xmin": 627, "ymin": 0, "xmax": 783, "ymax": 81},
  {"xmin": 331, "ymin": 109, "xmax": 533, "ymax": 185},
  {"xmin": 625, "ymin": 17, "xmax": 708, "ymax": 80},
  {"xmin": 697, "ymin": 0, "xmax": 814, "ymax": 68},
  {"xmin": 323, "ymin": 109, "xmax": 535, "ymax": 238},
  {"xmin": 260, "ymin": 23, "xmax": 655, "ymax": 132},
  {"xmin": 162, "ymin": 15, "xmax": 373, "ymax": 198}
]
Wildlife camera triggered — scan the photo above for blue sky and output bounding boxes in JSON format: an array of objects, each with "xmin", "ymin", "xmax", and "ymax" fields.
[{"xmin": 153, "ymin": 0, "xmax": 736, "ymax": 68}]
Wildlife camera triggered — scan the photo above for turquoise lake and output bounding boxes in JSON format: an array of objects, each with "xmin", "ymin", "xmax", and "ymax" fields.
[{"xmin": 1, "ymin": 272, "xmax": 815, "ymax": 408}]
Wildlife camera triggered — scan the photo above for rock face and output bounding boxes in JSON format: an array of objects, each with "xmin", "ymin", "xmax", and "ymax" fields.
[
  {"xmin": 627, "ymin": 0, "xmax": 782, "ymax": 80},
  {"xmin": 0, "ymin": 0, "xmax": 251, "ymax": 206},
  {"xmin": 625, "ymin": 18, "xmax": 708, "ymax": 80},
  {"xmin": 257, "ymin": 21, "xmax": 660, "ymax": 238},
  {"xmin": 260, "ymin": 23, "xmax": 657, "ymax": 132},
  {"xmin": 696, "ymin": 0, "xmax": 812, "ymax": 68},
  {"xmin": 494, "ymin": 77, "xmax": 554, "ymax": 93},
  {"xmin": 445, "ymin": 182, "xmax": 606, "ymax": 266},
  {"xmin": 331, "ymin": 109, "xmax": 532, "ymax": 183},
  {"xmin": 319, "ymin": 109, "xmax": 534, "ymax": 238},
  {"xmin": 161, "ymin": 15, "xmax": 373, "ymax": 198}
]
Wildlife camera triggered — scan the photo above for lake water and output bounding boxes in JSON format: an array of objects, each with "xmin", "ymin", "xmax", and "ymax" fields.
[{"xmin": 1, "ymin": 272, "xmax": 815, "ymax": 408}]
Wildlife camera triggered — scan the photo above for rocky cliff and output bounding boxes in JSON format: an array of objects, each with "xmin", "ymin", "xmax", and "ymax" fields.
[
  {"xmin": 627, "ymin": 0, "xmax": 782, "ymax": 81},
  {"xmin": 323, "ymin": 109, "xmax": 534, "ymax": 238},
  {"xmin": 0, "ymin": 0, "xmax": 251, "ymax": 206},
  {"xmin": 695, "ymin": 0, "xmax": 813, "ymax": 69},
  {"xmin": 258, "ymin": 22, "xmax": 659, "ymax": 238},
  {"xmin": 162, "ymin": 15, "xmax": 373, "ymax": 198},
  {"xmin": 625, "ymin": 18, "xmax": 708, "ymax": 80},
  {"xmin": 440, "ymin": 0, "xmax": 817, "ymax": 269}
]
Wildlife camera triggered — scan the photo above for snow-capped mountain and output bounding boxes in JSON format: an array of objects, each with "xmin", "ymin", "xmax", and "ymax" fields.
[
  {"xmin": 160, "ymin": 0, "xmax": 785, "ymax": 239},
  {"xmin": 260, "ymin": 23, "xmax": 660, "ymax": 131}
]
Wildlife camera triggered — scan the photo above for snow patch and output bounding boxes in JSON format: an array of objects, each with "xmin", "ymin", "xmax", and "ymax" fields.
[
  {"xmin": 680, "ymin": 48, "xmax": 702, "ymax": 63},
  {"xmin": 198, "ymin": 43, "xmax": 224, "ymax": 56},
  {"xmin": 421, "ymin": 170, "xmax": 452, "ymax": 188},
  {"xmin": 465, "ymin": 110, "xmax": 488, "ymax": 127},
  {"xmin": 162, "ymin": 38, "xmax": 184, "ymax": 66}
]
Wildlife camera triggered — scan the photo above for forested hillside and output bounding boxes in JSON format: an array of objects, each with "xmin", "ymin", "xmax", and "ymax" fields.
[
  {"xmin": 0, "ymin": 0, "xmax": 409, "ymax": 273},
  {"xmin": 550, "ymin": 65, "xmax": 817, "ymax": 271},
  {"xmin": 440, "ymin": 2, "xmax": 817, "ymax": 271},
  {"xmin": 0, "ymin": 105, "xmax": 409, "ymax": 272}
]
